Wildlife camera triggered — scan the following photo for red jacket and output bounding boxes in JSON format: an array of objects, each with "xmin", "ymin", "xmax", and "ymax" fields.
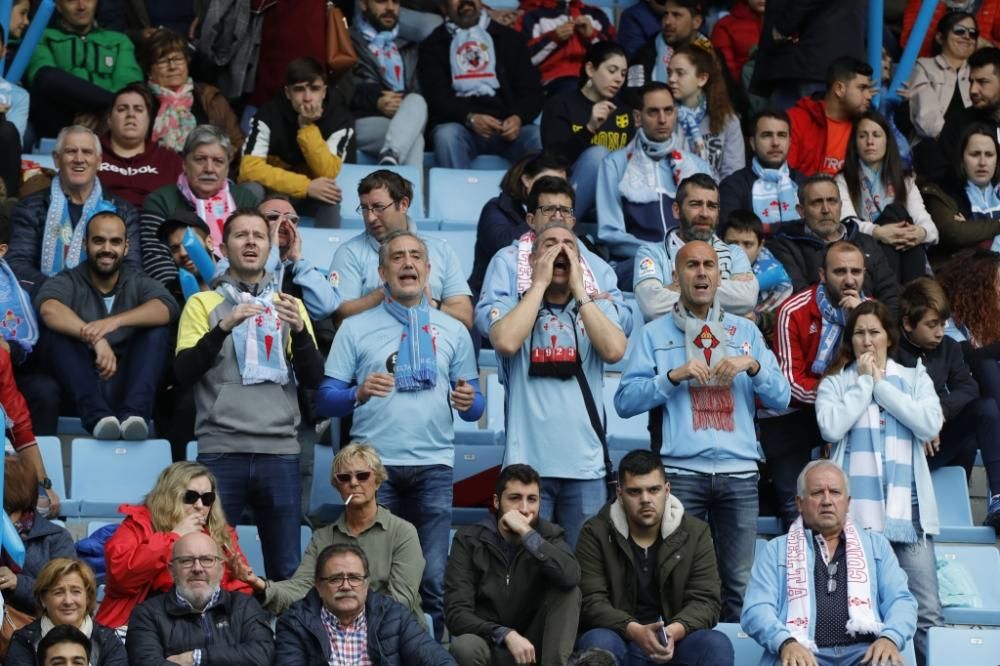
[
  {"xmin": 518, "ymin": 0, "xmax": 615, "ymax": 84},
  {"xmin": 787, "ymin": 96, "xmax": 829, "ymax": 177},
  {"xmin": 95, "ymin": 504, "xmax": 253, "ymax": 628},
  {"xmin": 711, "ymin": 0, "xmax": 762, "ymax": 81},
  {"xmin": 0, "ymin": 347, "xmax": 33, "ymax": 449},
  {"xmin": 775, "ymin": 284, "xmax": 822, "ymax": 406},
  {"xmin": 902, "ymin": 0, "xmax": 1000, "ymax": 57}
]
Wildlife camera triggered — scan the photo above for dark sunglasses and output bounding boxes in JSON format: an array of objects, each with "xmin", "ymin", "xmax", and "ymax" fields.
[
  {"xmin": 952, "ymin": 26, "xmax": 980, "ymax": 39},
  {"xmin": 334, "ymin": 471, "xmax": 373, "ymax": 484},
  {"xmin": 183, "ymin": 490, "xmax": 217, "ymax": 506}
]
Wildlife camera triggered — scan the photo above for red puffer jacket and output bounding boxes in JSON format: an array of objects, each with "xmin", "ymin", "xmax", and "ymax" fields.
[{"xmin": 711, "ymin": 0, "xmax": 763, "ymax": 81}]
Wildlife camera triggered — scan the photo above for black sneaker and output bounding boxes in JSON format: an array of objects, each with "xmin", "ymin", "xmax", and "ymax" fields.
[
  {"xmin": 984, "ymin": 494, "xmax": 1000, "ymax": 531},
  {"xmin": 378, "ymin": 151, "xmax": 399, "ymax": 166}
]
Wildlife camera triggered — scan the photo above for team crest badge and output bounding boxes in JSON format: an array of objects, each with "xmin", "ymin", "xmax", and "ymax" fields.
[
  {"xmin": 454, "ymin": 41, "xmax": 493, "ymax": 80},
  {"xmin": 329, "ymin": 271, "xmax": 340, "ymax": 288},
  {"xmin": 615, "ymin": 114, "xmax": 629, "ymax": 128}
]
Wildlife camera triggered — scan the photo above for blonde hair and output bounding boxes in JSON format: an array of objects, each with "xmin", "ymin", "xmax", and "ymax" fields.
[
  {"xmin": 332, "ymin": 443, "xmax": 387, "ymax": 486},
  {"xmin": 145, "ymin": 462, "xmax": 235, "ymax": 554},
  {"xmin": 33, "ymin": 558, "xmax": 98, "ymax": 617}
]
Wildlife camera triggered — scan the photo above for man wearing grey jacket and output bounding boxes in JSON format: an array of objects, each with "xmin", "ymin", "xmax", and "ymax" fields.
[{"xmin": 349, "ymin": 0, "xmax": 427, "ymax": 166}]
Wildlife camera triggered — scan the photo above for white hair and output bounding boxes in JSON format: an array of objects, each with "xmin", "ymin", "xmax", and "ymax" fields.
[
  {"xmin": 796, "ymin": 459, "xmax": 850, "ymax": 499},
  {"xmin": 54, "ymin": 125, "xmax": 101, "ymax": 158}
]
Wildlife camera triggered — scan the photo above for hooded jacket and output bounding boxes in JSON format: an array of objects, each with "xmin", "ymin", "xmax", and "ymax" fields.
[{"xmin": 575, "ymin": 495, "xmax": 721, "ymax": 635}]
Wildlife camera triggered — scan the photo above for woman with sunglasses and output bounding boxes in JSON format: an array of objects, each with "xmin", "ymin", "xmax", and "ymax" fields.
[
  {"xmin": 234, "ymin": 443, "xmax": 425, "ymax": 620},
  {"xmin": 95, "ymin": 462, "xmax": 254, "ymax": 629},
  {"xmin": 908, "ymin": 11, "xmax": 977, "ymax": 141}
]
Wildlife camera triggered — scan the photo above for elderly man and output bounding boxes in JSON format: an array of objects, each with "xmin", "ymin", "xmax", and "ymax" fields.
[
  {"xmin": 275, "ymin": 543, "xmax": 455, "ymax": 664},
  {"xmin": 141, "ymin": 125, "xmax": 261, "ymax": 295},
  {"xmin": 615, "ymin": 241, "xmax": 790, "ymax": 621},
  {"xmin": 742, "ymin": 460, "xmax": 917, "ymax": 666},
  {"xmin": 330, "ymin": 170, "xmax": 472, "ymax": 328},
  {"xmin": 8, "ymin": 125, "xmax": 140, "ymax": 298},
  {"xmin": 126, "ymin": 531, "xmax": 275, "ymax": 666},
  {"xmin": 238, "ymin": 443, "xmax": 425, "ymax": 619},
  {"xmin": 318, "ymin": 230, "xmax": 484, "ymax": 638},
  {"xmin": 488, "ymin": 223, "xmax": 627, "ymax": 546},
  {"xmin": 575, "ymin": 449, "xmax": 732, "ymax": 665}
]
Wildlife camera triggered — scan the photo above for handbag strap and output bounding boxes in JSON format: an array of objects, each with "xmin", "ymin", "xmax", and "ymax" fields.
[{"xmin": 572, "ymin": 363, "xmax": 615, "ymax": 487}]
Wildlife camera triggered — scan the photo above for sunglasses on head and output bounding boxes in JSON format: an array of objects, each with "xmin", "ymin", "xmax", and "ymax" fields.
[
  {"xmin": 183, "ymin": 490, "xmax": 216, "ymax": 506},
  {"xmin": 952, "ymin": 26, "xmax": 979, "ymax": 39},
  {"xmin": 334, "ymin": 471, "xmax": 373, "ymax": 484}
]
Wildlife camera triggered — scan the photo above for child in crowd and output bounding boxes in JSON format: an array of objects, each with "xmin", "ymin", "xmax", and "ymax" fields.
[{"xmin": 722, "ymin": 210, "xmax": 791, "ymax": 339}]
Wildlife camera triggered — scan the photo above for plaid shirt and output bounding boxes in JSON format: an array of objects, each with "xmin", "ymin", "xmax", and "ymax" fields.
[{"xmin": 321, "ymin": 605, "xmax": 371, "ymax": 665}]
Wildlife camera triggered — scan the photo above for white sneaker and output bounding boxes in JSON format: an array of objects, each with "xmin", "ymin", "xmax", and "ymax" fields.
[
  {"xmin": 120, "ymin": 416, "xmax": 149, "ymax": 441},
  {"xmin": 92, "ymin": 416, "xmax": 121, "ymax": 440}
]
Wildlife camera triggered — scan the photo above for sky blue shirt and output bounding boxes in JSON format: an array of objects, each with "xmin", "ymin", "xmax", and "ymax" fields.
[
  {"xmin": 328, "ymin": 229, "xmax": 472, "ymax": 303},
  {"xmin": 633, "ymin": 233, "xmax": 752, "ymax": 289},
  {"xmin": 492, "ymin": 296, "xmax": 621, "ymax": 479},
  {"xmin": 323, "ymin": 306, "xmax": 479, "ymax": 467}
]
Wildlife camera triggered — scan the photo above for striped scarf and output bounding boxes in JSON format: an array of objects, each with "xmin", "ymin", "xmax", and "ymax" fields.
[
  {"xmin": 676, "ymin": 95, "xmax": 709, "ymax": 162},
  {"xmin": 382, "ymin": 287, "xmax": 437, "ymax": 391},
  {"xmin": 811, "ymin": 284, "xmax": 856, "ymax": 376},
  {"xmin": 217, "ymin": 279, "xmax": 289, "ymax": 385}
]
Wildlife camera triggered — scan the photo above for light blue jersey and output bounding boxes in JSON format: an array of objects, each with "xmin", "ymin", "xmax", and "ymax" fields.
[{"xmin": 633, "ymin": 232, "xmax": 752, "ymax": 289}]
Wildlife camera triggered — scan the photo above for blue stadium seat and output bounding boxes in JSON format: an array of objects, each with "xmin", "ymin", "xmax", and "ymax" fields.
[
  {"xmin": 57, "ymin": 416, "xmax": 88, "ymax": 436},
  {"xmin": 337, "ymin": 164, "xmax": 427, "ymax": 224},
  {"xmin": 714, "ymin": 622, "xmax": 764, "ymax": 666},
  {"xmin": 296, "ymin": 227, "xmax": 350, "ymax": 276},
  {"xmin": 37, "ymin": 436, "xmax": 70, "ymax": 513},
  {"xmin": 186, "ymin": 441, "xmax": 197, "ymax": 461},
  {"xmin": 452, "ymin": 444, "xmax": 503, "ymax": 525},
  {"xmin": 485, "ymin": 374, "xmax": 506, "ymax": 439},
  {"xmin": 308, "ymin": 444, "xmax": 345, "ymax": 523},
  {"xmin": 602, "ymin": 374, "xmax": 649, "ymax": 451},
  {"xmin": 427, "ymin": 168, "xmax": 505, "ymax": 227},
  {"xmin": 71, "ymin": 438, "xmax": 172, "ymax": 518},
  {"xmin": 469, "ymin": 155, "xmax": 512, "ymax": 170},
  {"xmin": 932, "ymin": 466, "xmax": 996, "ymax": 543},
  {"xmin": 935, "ymin": 544, "xmax": 1000, "ymax": 625},
  {"xmin": 756, "ymin": 516, "xmax": 783, "ymax": 536},
  {"xmin": 236, "ymin": 524, "xmax": 312, "ymax": 576},
  {"xmin": 927, "ymin": 627, "xmax": 1000, "ymax": 665},
  {"xmin": 37, "ymin": 137, "xmax": 57, "ymax": 153},
  {"xmin": 23, "ymin": 153, "xmax": 55, "ymax": 170},
  {"xmin": 421, "ymin": 229, "xmax": 477, "ymax": 279},
  {"xmin": 478, "ymin": 348, "xmax": 498, "ymax": 369}
]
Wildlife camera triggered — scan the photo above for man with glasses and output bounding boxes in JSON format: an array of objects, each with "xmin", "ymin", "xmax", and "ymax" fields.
[
  {"xmin": 330, "ymin": 169, "xmax": 472, "ymax": 328},
  {"xmin": 237, "ymin": 443, "xmax": 425, "ymax": 620},
  {"xmin": 126, "ymin": 531, "xmax": 276, "ymax": 665},
  {"xmin": 742, "ymin": 460, "xmax": 916, "ymax": 666},
  {"xmin": 275, "ymin": 543, "xmax": 453, "ymax": 663},
  {"xmin": 633, "ymin": 173, "xmax": 757, "ymax": 323},
  {"xmin": 475, "ymin": 176, "xmax": 632, "ymax": 346}
]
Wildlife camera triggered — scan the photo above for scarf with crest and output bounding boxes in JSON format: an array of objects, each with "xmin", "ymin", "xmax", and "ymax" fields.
[
  {"xmin": 446, "ymin": 11, "xmax": 499, "ymax": 97},
  {"xmin": 671, "ymin": 296, "xmax": 734, "ymax": 431}
]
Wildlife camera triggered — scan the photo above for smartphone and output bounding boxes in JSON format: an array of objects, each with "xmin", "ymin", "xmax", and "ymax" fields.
[{"xmin": 660, "ymin": 625, "xmax": 670, "ymax": 647}]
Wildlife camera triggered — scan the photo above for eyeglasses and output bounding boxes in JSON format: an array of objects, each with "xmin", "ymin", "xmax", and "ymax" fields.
[
  {"xmin": 826, "ymin": 561, "xmax": 838, "ymax": 595},
  {"xmin": 952, "ymin": 26, "xmax": 980, "ymax": 39},
  {"xmin": 536, "ymin": 205, "xmax": 576, "ymax": 219},
  {"xmin": 356, "ymin": 201, "xmax": 397, "ymax": 216},
  {"xmin": 172, "ymin": 555, "xmax": 223, "ymax": 569},
  {"xmin": 154, "ymin": 55, "xmax": 186, "ymax": 68},
  {"xmin": 263, "ymin": 211, "xmax": 300, "ymax": 225},
  {"xmin": 183, "ymin": 490, "xmax": 216, "ymax": 506},
  {"xmin": 318, "ymin": 573, "xmax": 368, "ymax": 587},
  {"xmin": 334, "ymin": 471, "xmax": 373, "ymax": 484}
]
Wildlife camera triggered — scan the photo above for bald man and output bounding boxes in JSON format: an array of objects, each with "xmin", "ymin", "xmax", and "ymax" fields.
[
  {"xmin": 615, "ymin": 240, "xmax": 790, "ymax": 622},
  {"xmin": 126, "ymin": 532, "xmax": 275, "ymax": 666}
]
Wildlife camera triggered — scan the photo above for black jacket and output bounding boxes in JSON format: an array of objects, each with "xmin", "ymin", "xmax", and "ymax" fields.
[
  {"xmin": 274, "ymin": 588, "xmax": 455, "ymax": 665},
  {"xmin": 1, "ymin": 515, "xmax": 76, "ymax": 615},
  {"xmin": 444, "ymin": 517, "xmax": 580, "ymax": 641},
  {"xmin": 469, "ymin": 192, "xmax": 529, "ymax": 298},
  {"xmin": 125, "ymin": 588, "xmax": 274, "ymax": 666},
  {"xmin": 927, "ymin": 107, "xmax": 1000, "ymax": 186},
  {"xmin": 418, "ymin": 19, "xmax": 543, "ymax": 128},
  {"xmin": 5, "ymin": 619, "xmax": 128, "ymax": 666},
  {"xmin": 349, "ymin": 27, "xmax": 420, "ymax": 118},
  {"xmin": 718, "ymin": 164, "xmax": 807, "ymax": 231},
  {"xmin": 895, "ymin": 333, "xmax": 980, "ymax": 422},
  {"xmin": 8, "ymin": 188, "xmax": 141, "ymax": 298},
  {"xmin": 767, "ymin": 219, "xmax": 900, "ymax": 314}
]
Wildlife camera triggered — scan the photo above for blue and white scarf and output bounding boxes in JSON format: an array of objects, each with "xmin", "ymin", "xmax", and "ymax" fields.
[
  {"xmin": 750, "ymin": 157, "xmax": 798, "ymax": 232},
  {"xmin": 652, "ymin": 37, "xmax": 673, "ymax": 83},
  {"xmin": 358, "ymin": 16, "xmax": 405, "ymax": 92},
  {"xmin": 812, "ymin": 283, "xmax": 853, "ymax": 375},
  {"xmin": 0, "ymin": 260, "xmax": 38, "ymax": 350},
  {"xmin": 217, "ymin": 279, "xmax": 289, "ymax": 385},
  {"xmin": 619, "ymin": 129, "xmax": 691, "ymax": 204},
  {"xmin": 676, "ymin": 96, "xmax": 709, "ymax": 162},
  {"xmin": 382, "ymin": 286, "xmax": 437, "ymax": 391},
  {"xmin": 446, "ymin": 11, "xmax": 499, "ymax": 97},
  {"xmin": 859, "ymin": 162, "xmax": 894, "ymax": 220},
  {"xmin": 839, "ymin": 360, "xmax": 929, "ymax": 544},
  {"xmin": 40, "ymin": 176, "xmax": 116, "ymax": 277},
  {"xmin": 966, "ymin": 180, "xmax": 1000, "ymax": 220}
]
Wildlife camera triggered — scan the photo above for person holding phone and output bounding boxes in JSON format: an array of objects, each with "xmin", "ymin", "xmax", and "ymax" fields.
[{"xmin": 174, "ymin": 209, "xmax": 325, "ymax": 582}]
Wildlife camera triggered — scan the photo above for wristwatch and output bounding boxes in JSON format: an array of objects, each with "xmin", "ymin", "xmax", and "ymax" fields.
[{"xmin": 39, "ymin": 478, "xmax": 52, "ymax": 490}]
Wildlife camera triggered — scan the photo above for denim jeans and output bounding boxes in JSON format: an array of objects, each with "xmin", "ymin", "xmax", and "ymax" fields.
[
  {"xmin": 812, "ymin": 642, "xmax": 878, "ymax": 665},
  {"xmin": 198, "ymin": 452, "xmax": 303, "ymax": 580},
  {"xmin": 575, "ymin": 627, "xmax": 734, "ymax": 665},
  {"xmin": 44, "ymin": 326, "xmax": 170, "ymax": 432},
  {"xmin": 355, "ymin": 93, "xmax": 427, "ymax": 167},
  {"xmin": 891, "ymin": 518, "xmax": 942, "ymax": 666},
  {"xmin": 377, "ymin": 463, "xmax": 453, "ymax": 640},
  {"xmin": 539, "ymin": 477, "xmax": 607, "ymax": 548},
  {"xmin": 667, "ymin": 472, "xmax": 759, "ymax": 622},
  {"xmin": 432, "ymin": 122, "xmax": 542, "ymax": 169},
  {"xmin": 572, "ymin": 145, "xmax": 611, "ymax": 221}
]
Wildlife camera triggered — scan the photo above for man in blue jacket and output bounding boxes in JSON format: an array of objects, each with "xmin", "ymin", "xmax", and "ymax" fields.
[
  {"xmin": 741, "ymin": 460, "xmax": 916, "ymax": 666},
  {"xmin": 614, "ymin": 239, "xmax": 790, "ymax": 621}
]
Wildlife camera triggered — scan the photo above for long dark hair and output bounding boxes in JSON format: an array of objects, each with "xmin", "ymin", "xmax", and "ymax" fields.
[
  {"xmin": 824, "ymin": 300, "xmax": 899, "ymax": 376},
  {"xmin": 842, "ymin": 109, "xmax": 909, "ymax": 214},
  {"xmin": 670, "ymin": 43, "xmax": 734, "ymax": 135},
  {"xmin": 499, "ymin": 151, "xmax": 569, "ymax": 203},
  {"xmin": 579, "ymin": 41, "xmax": 627, "ymax": 90}
]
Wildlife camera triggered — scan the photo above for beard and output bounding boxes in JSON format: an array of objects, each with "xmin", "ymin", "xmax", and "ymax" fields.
[
  {"xmin": 177, "ymin": 580, "xmax": 221, "ymax": 611},
  {"xmin": 87, "ymin": 253, "xmax": 123, "ymax": 278}
]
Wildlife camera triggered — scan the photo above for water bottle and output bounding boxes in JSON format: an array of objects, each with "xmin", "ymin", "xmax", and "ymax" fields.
[{"xmin": 36, "ymin": 485, "xmax": 50, "ymax": 518}]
